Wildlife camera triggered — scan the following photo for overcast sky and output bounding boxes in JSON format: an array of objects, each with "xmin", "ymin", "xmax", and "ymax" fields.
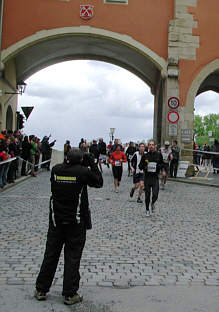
[{"xmin": 18, "ymin": 60, "xmax": 219, "ymax": 151}]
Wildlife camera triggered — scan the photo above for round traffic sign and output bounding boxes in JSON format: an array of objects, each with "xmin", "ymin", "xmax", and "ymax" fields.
[
  {"xmin": 167, "ymin": 111, "xmax": 179, "ymax": 123},
  {"xmin": 168, "ymin": 97, "xmax": 180, "ymax": 109}
]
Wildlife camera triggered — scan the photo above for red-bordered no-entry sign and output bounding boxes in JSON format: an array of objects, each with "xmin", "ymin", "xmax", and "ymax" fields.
[
  {"xmin": 167, "ymin": 111, "xmax": 179, "ymax": 123},
  {"xmin": 168, "ymin": 97, "xmax": 180, "ymax": 109}
]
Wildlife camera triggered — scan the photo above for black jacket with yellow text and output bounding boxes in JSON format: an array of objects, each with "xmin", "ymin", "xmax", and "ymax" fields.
[{"xmin": 50, "ymin": 162, "xmax": 103, "ymax": 224}]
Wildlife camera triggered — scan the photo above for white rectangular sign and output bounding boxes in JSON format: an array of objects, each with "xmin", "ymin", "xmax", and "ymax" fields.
[
  {"xmin": 177, "ymin": 161, "xmax": 190, "ymax": 178},
  {"xmin": 181, "ymin": 129, "xmax": 193, "ymax": 143},
  {"xmin": 168, "ymin": 124, "xmax": 178, "ymax": 136}
]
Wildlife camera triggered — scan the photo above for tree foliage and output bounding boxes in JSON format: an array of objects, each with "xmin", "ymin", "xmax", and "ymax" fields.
[{"xmin": 194, "ymin": 114, "xmax": 219, "ymax": 146}]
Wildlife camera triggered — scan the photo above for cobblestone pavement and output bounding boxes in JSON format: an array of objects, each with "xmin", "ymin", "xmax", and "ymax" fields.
[{"xmin": 0, "ymin": 166, "xmax": 219, "ymax": 291}]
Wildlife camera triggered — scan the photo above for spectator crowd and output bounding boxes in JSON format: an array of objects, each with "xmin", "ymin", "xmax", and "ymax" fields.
[
  {"xmin": 193, "ymin": 140, "xmax": 219, "ymax": 173},
  {"xmin": 0, "ymin": 129, "xmax": 56, "ymax": 189},
  {"xmin": 2, "ymin": 129, "xmax": 219, "ymax": 190}
]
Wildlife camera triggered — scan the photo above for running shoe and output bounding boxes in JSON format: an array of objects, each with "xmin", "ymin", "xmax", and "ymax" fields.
[
  {"xmin": 64, "ymin": 293, "xmax": 83, "ymax": 305},
  {"xmin": 130, "ymin": 188, "xmax": 135, "ymax": 197},
  {"xmin": 34, "ymin": 290, "xmax": 47, "ymax": 301},
  {"xmin": 137, "ymin": 197, "xmax": 143, "ymax": 203},
  {"xmin": 146, "ymin": 210, "xmax": 151, "ymax": 217}
]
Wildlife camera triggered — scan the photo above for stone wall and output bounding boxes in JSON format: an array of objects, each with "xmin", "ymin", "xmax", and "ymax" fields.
[
  {"xmin": 169, "ymin": 0, "xmax": 199, "ymax": 63},
  {"xmin": 164, "ymin": 0, "xmax": 200, "ymax": 161}
]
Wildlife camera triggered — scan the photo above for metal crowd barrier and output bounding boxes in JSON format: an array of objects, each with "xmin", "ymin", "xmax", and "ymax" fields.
[
  {"xmin": 0, "ymin": 156, "xmax": 51, "ymax": 179},
  {"xmin": 183, "ymin": 148, "xmax": 219, "ymax": 156},
  {"xmin": 179, "ymin": 148, "xmax": 219, "ymax": 179},
  {"xmin": 0, "ymin": 157, "xmax": 17, "ymax": 166}
]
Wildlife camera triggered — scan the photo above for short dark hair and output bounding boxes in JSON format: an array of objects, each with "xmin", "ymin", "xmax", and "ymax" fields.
[{"xmin": 67, "ymin": 148, "xmax": 83, "ymax": 165}]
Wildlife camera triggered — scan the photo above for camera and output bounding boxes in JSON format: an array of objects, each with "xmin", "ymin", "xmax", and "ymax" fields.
[{"xmin": 82, "ymin": 152, "xmax": 95, "ymax": 167}]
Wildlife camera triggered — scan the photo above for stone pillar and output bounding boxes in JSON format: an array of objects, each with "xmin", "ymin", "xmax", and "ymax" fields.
[
  {"xmin": 162, "ymin": 0, "xmax": 200, "ymax": 161},
  {"xmin": 154, "ymin": 74, "xmax": 166, "ymax": 148}
]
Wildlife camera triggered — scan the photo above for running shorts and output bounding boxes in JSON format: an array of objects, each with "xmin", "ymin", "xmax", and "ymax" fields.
[
  {"xmin": 162, "ymin": 163, "xmax": 169, "ymax": 174},
  {"xmin": 112, "ymin": 166, "xmax": 123, "ymax": 181},
  {"xmin": 133, "ymin": 172, "xmax": 144, "ymax": 184}
]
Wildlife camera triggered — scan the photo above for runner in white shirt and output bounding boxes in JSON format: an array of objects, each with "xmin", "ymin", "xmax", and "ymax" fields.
[
  {"xmin": 129, "ymin": 143, "xmax": 146, "ymax": 203},
  {"xmin": 159, "ymin": 141, "xmax": 172, "ymax": 189}
]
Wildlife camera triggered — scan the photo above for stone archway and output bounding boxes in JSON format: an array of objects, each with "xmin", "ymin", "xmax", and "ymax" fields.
[
  {"xmin": 1, "ymin": 26, "xmax": 168, "ymax": 143},
  {"xmin": 180, "ymin": 60, "xmax": 219, "ymax": 159},
  {"xmin": 186, "ymin": 59, "xmax": 219, "ymax": 110},
  {"xmin": 2, "ymin": 27, "xmax": 167, "ymax": 92}
]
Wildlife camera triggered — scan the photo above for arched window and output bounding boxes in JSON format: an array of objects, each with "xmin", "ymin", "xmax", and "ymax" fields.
[
  {"xmin": 6, "ymin": 105, "xmax": 13, "ymax": 131},
  {"xmin": 0, "ymin": 102, "xmax": 2, "ymax": 129}
]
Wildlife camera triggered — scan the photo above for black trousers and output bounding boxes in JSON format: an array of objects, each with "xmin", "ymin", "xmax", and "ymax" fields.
[
  {"xmin": 21, "ymin": 156, "xmax": 29, "ymax": 175},
  {"xmin": 42, "ymin": 153, "xmax": 50, "ymax": 169},
  {"xmin": 36, "ymin": 221, "xmax": 86, "ymax": 297},
  {"xmin": 127, "ymin": 160, "xmax": 131, "ymax": 175},
  {"xmin": 144, "ymin": 176, "xmax": 159, "ymax": 211},
  {"xmin": 170, "ymin": 159, "xmax": 178, "ymax": 178},
  {"xmin": 7, "ymin": 160, "xmax": 17, "ymax": 182}
]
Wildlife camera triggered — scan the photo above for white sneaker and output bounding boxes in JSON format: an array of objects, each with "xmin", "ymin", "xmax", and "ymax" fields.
[
  {"xmin": 146, "ymin": 210, "xmax": 151, "ymax": 217},
  {"xmin": 115, "ymin": 189, "xmax": 118, "ymax": 193}
]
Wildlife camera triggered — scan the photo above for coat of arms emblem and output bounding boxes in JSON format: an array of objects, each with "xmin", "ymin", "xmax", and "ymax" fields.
[{"xmin": 80, "ymin": 5, "xmax": 94, "ymax": 20}]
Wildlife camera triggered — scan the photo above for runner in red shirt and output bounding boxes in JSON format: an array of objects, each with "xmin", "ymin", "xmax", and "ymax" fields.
[{"xmin": 109, "ymin": 144, "xmax": 127, "ymax": 193}]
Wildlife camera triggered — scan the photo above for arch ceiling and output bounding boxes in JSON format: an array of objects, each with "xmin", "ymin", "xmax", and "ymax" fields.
[
  {"xmin": 11, "ymin": 34, "xmax": 162, "ymax": 93},
  {"xmin": 197, "ymin": 69, "xmax": 219, "ymax": 95}
]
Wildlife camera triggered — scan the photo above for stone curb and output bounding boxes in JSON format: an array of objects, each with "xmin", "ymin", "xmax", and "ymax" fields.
[
  {"xmin": 0, "ymin": 170, "xmax": 43, "ymax": 193},
  {"xmin": 167, "ymin": 177, "xmax": 219, "ymax": 188}
]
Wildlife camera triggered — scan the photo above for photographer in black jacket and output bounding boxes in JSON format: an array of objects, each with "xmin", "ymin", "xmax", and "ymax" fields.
[
  {"xmin": 35, "ymin": 148, "xmax": 103, "ymax": 305},
  {"xmin": 139, "ymin": 140, "xmax": 164, "ymax": 217}
]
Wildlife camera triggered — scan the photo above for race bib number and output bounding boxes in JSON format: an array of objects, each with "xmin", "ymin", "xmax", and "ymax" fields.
[
  {"xmin": 147, "ymin": 162, "xmax": 157, "ymax": 173},
  {"xmin": 115, "ymin": 160, "xmax": 121, "ymax": 166},
  {"xmin": 162, "ymin": 152, "xmax": 169, "ymax": 162}
]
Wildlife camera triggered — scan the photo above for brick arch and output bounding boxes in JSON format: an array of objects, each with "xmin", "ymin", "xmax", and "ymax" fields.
[
  {"xmin": 2, "ymin": 26, "xmax": 167, "ymax": 87},
  {"xmin": 186, "ymin": 59, "xmax": 219, "ymax": 109}
]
